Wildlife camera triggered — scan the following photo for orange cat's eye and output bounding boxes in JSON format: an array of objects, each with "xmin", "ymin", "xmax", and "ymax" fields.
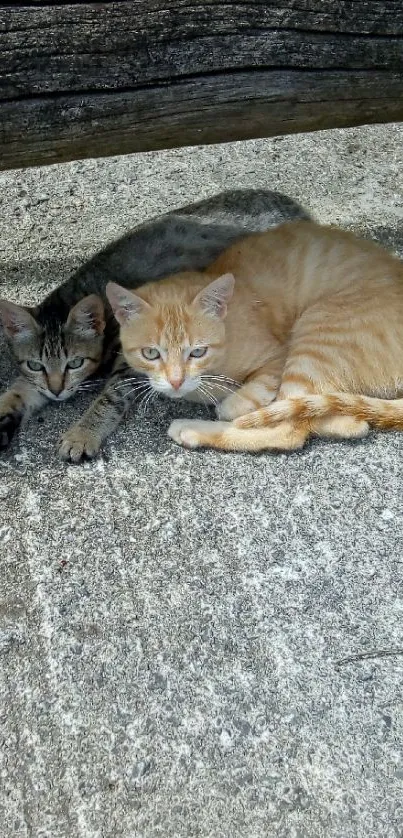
[
  {"xmin": 190, "ymin": 347, "xmax": 207, "ymax": 358},
  {"xmin": 142, "ymin": 347, "xmax": 161, "ymax": 361}
]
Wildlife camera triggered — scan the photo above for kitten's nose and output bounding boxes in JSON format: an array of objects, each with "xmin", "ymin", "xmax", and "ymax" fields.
[{"xmin": 48, "ymin": 374, "xmax": 63, "ymax": 396}]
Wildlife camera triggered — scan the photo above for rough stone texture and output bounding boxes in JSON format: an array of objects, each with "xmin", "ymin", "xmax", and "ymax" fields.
[{"xmin": 0, "ymin": 125, "xmax": 403, "ymax": 838}]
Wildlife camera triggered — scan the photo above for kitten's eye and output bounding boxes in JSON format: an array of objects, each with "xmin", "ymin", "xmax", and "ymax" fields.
[
  {"xmin": 142, "ymin": 347, "xmax": 161, "ymax": 361},
  {"xmin": 67, "ymin": 357, "xmax": 85, "ymax": 370},
  {"xmin": 26, "ymin": 360, "xmax": 44, "ymax": 372},
  {"xmin": 190, "ymin": 347, "xmax": 208, "ymax": 358}
]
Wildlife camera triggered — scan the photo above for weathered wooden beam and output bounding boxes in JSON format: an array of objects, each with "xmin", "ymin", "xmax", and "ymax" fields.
[{"xmin": 1, "ymin": 1, "xmax": 403, "ymax": 171}]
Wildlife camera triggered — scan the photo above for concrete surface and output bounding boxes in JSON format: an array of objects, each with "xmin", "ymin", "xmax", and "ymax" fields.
[{"xmin": 0, "ymin": 125, "xmax": 403, "ymax": 838}]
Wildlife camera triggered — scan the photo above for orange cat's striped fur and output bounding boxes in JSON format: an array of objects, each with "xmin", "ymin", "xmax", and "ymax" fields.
[{"xmin": 106, "ymin": 220, "xmax": 403, "ymax": 452}]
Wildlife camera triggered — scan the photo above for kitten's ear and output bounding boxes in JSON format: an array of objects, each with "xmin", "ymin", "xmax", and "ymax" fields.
[
  {"xmin": 0, "ymin": 299, "xmax": 39, "ymax": 341},
  {"xmin": 106, "ymin": 282, "xmax": 150, "ymax": 325},
  {"xmin": 192, "ymin": 273, "xmax": 235, "ymax": 319},
  {"xmin": 67, "ymin": 294, "xmax": 105, "ymax": 337}
]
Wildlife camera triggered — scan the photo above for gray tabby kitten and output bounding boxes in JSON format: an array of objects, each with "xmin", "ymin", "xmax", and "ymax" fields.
[{"xmin": 0, "ymin": 189, "xmax": 311, "ymax": 462}]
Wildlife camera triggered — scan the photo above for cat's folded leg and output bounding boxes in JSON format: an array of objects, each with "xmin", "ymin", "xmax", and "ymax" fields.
[
  {"xmin": 216, "ymin": 356, "xmax": 284, "ymax": 420},
  {"xmin": 234, "ymin": 399, "xmax": 302, "ymax": 427},
  {"xmin": 235, "ymin": 407, "xmax": 369, "ymax": 442},
  {"xmin": 0, "ymin": 377, "xmax": 48, "ymax": 450},
  {"xmin": 233, "ymin": 307, "xmax": 370, "ymax": 437},
  {"xmin": 314, "ymin": 415, "xmax": 370, "ymax": 439},
  {"xmin": 58, "ymin": 360, "xmax": 146, "ymax": 463},
  {"xmin": 168, "ymin": 417, "xmax": 309, "ymax": 451}
]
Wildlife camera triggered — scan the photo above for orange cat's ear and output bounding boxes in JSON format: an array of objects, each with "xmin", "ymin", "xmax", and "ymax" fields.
[
  {"xmin": 106, "ymin": 282, "xmax": 150, "ymax": 325},
  {"xmin": 192, "ymin": 273, "xmax": 235, "ymax": 319}
]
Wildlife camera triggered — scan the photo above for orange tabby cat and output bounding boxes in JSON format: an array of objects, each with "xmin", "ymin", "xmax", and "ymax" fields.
[{"xmin": 106, "ymin": 220, "xmax": 403, "ymax": 452}]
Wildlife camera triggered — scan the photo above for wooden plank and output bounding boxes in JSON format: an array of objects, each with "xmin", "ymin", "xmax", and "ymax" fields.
[
  {"xmin": 1, "ymin": 1, "xmax": 403, "ymax": 171},
  {"xmin": 3, "ymin": 1, "xmax": 403, "ymax": 98}
]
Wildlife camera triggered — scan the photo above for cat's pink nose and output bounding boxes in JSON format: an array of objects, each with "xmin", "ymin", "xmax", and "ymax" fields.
[{"xmin": 168, "ymin": 373, "xmax": 184, "ymax": 390}]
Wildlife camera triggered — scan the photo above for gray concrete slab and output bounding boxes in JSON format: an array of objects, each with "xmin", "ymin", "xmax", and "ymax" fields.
[{"xmin": 0, "ymin": 125, "xmax": 403, "ymax": 838}]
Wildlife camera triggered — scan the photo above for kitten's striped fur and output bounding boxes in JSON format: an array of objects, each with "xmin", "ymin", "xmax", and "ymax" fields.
[
  {"xmin": 108, "ymin": 220, "xmax": 403, "ymax": 453},
  {"xmin": 0, "ymin": 189, "xmax": 310, "ymax": 461}
]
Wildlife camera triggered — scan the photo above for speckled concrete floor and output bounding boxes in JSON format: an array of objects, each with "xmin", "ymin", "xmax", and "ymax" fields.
[{"xmin": 0, "ymin": 125, "xmax": 403, "ymax": 838}]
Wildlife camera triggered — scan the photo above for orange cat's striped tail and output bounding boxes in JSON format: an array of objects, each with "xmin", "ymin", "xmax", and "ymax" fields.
[{"xmin": 234, "ymin": 393, "xmax": 403, "ymax": 430}]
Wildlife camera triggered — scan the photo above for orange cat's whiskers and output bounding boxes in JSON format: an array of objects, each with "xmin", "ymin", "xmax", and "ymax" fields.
[
  {"xmin": 201, "ymin": 374, "xmax": 241, "ymax": 387},
  {"xmin": 114, "ymin": 376, "xmax": 147, "ymax": 386},
  {"xmin": 137, "ymin": 387, "xmax": 157, "ymax": 414},
  {"xmin": 114, "ymin": 379, "xmax": 149, "ymax": 392},
  {"xmin": 77, "ymin": 382, "xmax": 102, "ymax": 392},
  {"xmin": 200, "ymin": 375, "xmax": 240, "ymax": 397},
  {"xmin": 114, "ymin": 381, "xmax": 152, "ymax": 400},
  {"xmin": 201, "ymin": 381, "xmax": 234, "ymax": 398},
  {"xmin": 78, "ymin": 377, "xmax": 104, "ymax": 387},
  {"xmin": 197, "ymin": 383, "xmax": 219, "ymax": 406}
]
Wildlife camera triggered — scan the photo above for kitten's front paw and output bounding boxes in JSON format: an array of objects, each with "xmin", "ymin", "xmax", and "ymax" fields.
[
  {"xmin": 58, "ymin": 426, "xmax": 101, "ymax": 463},
  {"xmin": 0, "ymin": 413, "xmax": 20, "ymax": 450}
]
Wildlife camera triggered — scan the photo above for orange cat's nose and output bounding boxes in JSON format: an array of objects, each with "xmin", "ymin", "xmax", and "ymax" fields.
[{"xmin": 168, "ymin": 370, "xmax": 185, "ymax": 390}]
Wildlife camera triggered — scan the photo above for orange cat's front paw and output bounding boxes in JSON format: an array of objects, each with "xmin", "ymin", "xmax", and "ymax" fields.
[
  {"xmin": 168, "ymin": 419, "xmax": 230, "ymax": 449},
  {"xmin": 217, "ymin": 394, "xmax": 256, "ymax": 421},
  {"xmin": 217, "ymin": 386, "xmax": 278, "ymax": 420}
]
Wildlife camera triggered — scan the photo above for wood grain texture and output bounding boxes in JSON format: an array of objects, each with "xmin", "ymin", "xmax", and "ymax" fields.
[{"xmin": 1, "ymin": 1, "xmax": 403, "ymax": 171}]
